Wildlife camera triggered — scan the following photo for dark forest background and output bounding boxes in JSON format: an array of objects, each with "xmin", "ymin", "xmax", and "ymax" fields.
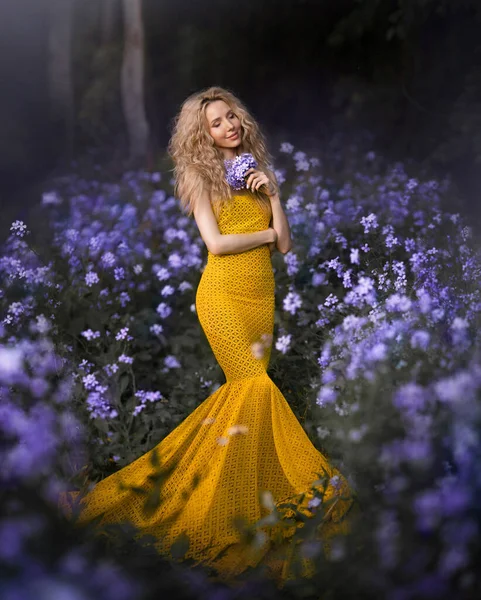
[{"xmin": 1, "ymin": 0, "xmax": 480, "ymax": 240}]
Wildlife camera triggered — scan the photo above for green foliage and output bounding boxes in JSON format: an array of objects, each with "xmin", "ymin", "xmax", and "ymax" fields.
[{"xmin": 170, "ymin": 532, "xmax": 190, "ymax": 560}]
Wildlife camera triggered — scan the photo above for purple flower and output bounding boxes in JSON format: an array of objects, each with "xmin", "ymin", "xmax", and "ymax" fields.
[
  {"xmin": 115, "ymin": 327, "xmax": 131, "ymax": 341},
  {"xmin": 82, "ymin": 374, "xmax": 99, "ymax": 390},
  {"xmin": 150, "ymin": 324, "xmax": 163, "ymax": 336},
  {"xmin": 413, "ymin": 489, "xmax": 442, "ymax": 531},
  {"xmin": 224, "ymin": 153, "xmax": 258, "ymax": 190},
  {"xmin": 410, "ymin": 330, "xmax": 430, "ymax": 350},
  {"xmin": 156, "ymin": 302, "xmax": 172, "ymax": 319},
  {"xmin": 317, "ymin": 386, "xmax": 337, "ymax": 407},
  {"xmin": 385, "ymin": 293, "xmax": 412, "ymax": 312},
  {"xmin": 439, "ymin": 482, "xmax": 471, "ymax": 516},
  {"xmin": 81, "ymin": 329, "xmax": 101, "ymax": 341},
  {"xmin": 322, "ymin": 369, "xmax": 336, "ymax": 384},
  {"xmin": 284, "ymin": 252, "xmax": 300, "ymax": 276},
  {"xmin": 133, "ymin": 389, "xmax": 164, "ymax": 416},
  {"xmin": 85, "ymin": 271, "xmax": 99, "ymax": 287},
  {"xmin": 0, "ymin": 517, "xmax": 43, "ymax": 562},
  {"xmin": 312, "ymin": 272, "xmax": 327, "ymax": 286},
  {"xmin": 283, "ymin": 291, "xmax": 302, "ymax": 315},
  {"xmin": 10, "ymin": 220, "xmax": 29, "ymax": 237},
  {"xmin": 118, "ymin": 354, "xmax": 133, "ymax": 364},
  {"xmin": 86, "ymin": 389, "xmax": 117, "ymax": 419},
  {"xmin": 403, "ymin": 439, "xmax": 431, "ymax": 462},
  {"xmin": 42, "ymin": 190, "xmax": 62, "ymax": 205},
  {"xmin": 280, "ymin": 142, "xmax": 294, "ymax": 153},
  {"xmin": 164, "ymin": 355, "xmax": 180, "ymax": 369},
  {"xmin": 168, "ymin": 253, "xmax": 183, "ymax": 269},
  {"xmin": 360, "ymin": 213, "xmax": 379, "ymax": 233},
  {"xmin": 318, "ymin": 342, "xmax": 331, "ymax": 367},
  {"xmin": 438, "ymin": 546, "xmax": 469, "ymax": 574},
  {"xmin": 0, "ymin": 346, "xmax": 24, "ymax": 383},
  {"xmin": 434, "ymin": 370, "xmax": 477, "ymax": 404},
  {"xmin": 350, "ymin": 248, "xmax": 360, "ymax": 265},
  {"xmin": 101, "ymin": 251, "xmax": 116, "ymax": 267},
  {"xmin": 114, "ymin": 267, "xmax": 125, "ymax": 281},
  {"xmin": 275, "ymin": 334, "xmax": 292, "ymax": 354},
  {"xmin": 367, "ymin": 342, "xmax": 387, "ymax": 362},
  {"xmin": 154, "ymin": 266, "xmax": 171, "ymax": 281},
  {"xmin": 393, "ymin": 383, "xmax": 427, "ymax": 414},
  {"xmin": 329, "ymin": 475, "xmax": 343, "ymax": 491},
  {"xmin": 354, "ymin": 276, "xmax": 375, "ymax": 297},
  {"xmin": 324, "ymin": 293, "xmax": 339, "ymax": 308}
]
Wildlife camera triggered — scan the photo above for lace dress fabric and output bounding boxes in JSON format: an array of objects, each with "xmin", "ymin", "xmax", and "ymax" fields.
[{"xmin": 59, "ymin": 189, "xmax": 356, "ymax": 585}]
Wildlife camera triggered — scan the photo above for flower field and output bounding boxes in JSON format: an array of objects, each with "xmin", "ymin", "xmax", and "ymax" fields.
[{"xmin": 2, "ymin": 135, "xmax": 481, "ymax": 599}]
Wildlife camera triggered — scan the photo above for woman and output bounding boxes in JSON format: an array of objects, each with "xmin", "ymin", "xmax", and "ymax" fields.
[{"xmin": 60, "ymin": 86, "xmax": 356, "ymax": 586}]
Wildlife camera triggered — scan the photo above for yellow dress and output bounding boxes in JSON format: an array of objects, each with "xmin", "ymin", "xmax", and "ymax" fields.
[{"xmin": 59, "ymin": 189, "xmax": 356, "ymax": 585}]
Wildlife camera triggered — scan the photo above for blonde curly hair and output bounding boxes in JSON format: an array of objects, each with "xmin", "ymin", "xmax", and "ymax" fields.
[{"xmin": 167, "ymin": 86, "xmax": 278, "ymax": 222}]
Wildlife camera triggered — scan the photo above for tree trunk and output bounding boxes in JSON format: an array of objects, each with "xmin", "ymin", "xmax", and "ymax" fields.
[
  {"xmin": 121, "ymin": 0, "xmax": 150, "ymax": 164},
  {"xmin": 47, "ymin": 0, "xmax": 75, "ymax": 159},
  {"xmin": 101, "ymin": 0, "xmax": 119, "ymax": 45}
]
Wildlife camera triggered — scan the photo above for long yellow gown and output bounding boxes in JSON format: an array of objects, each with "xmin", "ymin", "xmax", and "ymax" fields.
[{"xmin": 59, "ymin": 188, "xmax": 356, "ymax": 585}]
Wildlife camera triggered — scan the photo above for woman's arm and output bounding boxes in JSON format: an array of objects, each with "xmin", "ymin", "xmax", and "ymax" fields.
[
  {"xmin": 218, "ymin": 230, "xmax": 276, "ymax": 255},
  {"xmin": 252, "ymin": 166, "xmax": 292, "ymax": 255},
  {"xmin": 268, "ymin": 192, "xmax": 292, "ymax": 254},
  {"xmin": 193, "ymin": 186, "xmax": 277, "ymax": 255}
]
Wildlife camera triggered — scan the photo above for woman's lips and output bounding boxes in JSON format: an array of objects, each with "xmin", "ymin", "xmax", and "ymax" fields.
[{"xmin": 227, "ymin": 132, "xmax": 239, "ymax": 139}]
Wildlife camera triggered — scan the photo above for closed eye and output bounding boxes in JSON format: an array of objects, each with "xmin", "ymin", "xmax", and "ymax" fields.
[{"xmin": 213, "ymin": 113, "xmax": 236, "ymax": 127}]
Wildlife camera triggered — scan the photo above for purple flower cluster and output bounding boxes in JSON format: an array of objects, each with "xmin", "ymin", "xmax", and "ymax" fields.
[
  {"xmin": 224, "ymin": 152, "xmax": 258, "ymax": 190},
  {"xmin": 0, "ymin": 338, "xmax": 83, "ymax": 488},
  {"xmin": 270, "ymin": 137, "xmax": 481, "ymax": 597}
]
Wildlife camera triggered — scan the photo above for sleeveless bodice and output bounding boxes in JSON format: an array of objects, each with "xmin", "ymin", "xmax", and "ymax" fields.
[
  {"xmin": 201, "ymin": 189, "xmax": 275, "ymax": 300},
  {"xmin": 214, "ymin": 188, "xmax": 271, "ymax": 235}
]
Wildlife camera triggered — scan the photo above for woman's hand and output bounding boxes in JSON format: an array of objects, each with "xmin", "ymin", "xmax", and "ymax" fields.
[
  {"xmin": 267, "ymin": 241, "xmax": 276, "ymax": 255},
  {"xmin": 245, "ymin": 168, "xmax": 277, "ymax": 197}
]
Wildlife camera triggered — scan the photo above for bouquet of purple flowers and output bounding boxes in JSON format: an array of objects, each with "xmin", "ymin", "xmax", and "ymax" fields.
[{"xmin": 224, "ymin": 153, "xmax": 258, "ymax": 190}]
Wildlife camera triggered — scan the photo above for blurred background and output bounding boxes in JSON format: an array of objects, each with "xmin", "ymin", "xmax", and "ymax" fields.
[
  {"xmin": 2, "ymin": 4, "xmax": 481, "ymax": 597},
  {"xmin": 1, "ymin": 0, "xmax": 480, "ymax": 240}
]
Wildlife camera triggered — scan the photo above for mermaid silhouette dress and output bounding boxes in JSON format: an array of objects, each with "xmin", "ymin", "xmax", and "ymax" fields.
[{"xmin": 59, "ymin": 188, "xmax": 355, "ymax": 583}]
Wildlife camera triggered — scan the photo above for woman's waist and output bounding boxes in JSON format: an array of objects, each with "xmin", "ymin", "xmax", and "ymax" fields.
[{"xmin": 200, "ymin": 246, "xmax": 274, "ymax": 291}]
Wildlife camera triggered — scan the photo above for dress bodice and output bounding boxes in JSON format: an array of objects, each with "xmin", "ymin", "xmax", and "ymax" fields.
[
  {"xmin": 202, "ymin": 188, "xmax": 274, "ymax": 298},
  {"xmin": 215, "ymin": 189, "xmax": 271, "ymax": 235}
]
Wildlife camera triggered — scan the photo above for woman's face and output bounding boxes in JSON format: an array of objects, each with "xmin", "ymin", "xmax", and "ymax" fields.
[{"xmin": 204, "ymin": 100, "xmax": 242, "ymax": 159}]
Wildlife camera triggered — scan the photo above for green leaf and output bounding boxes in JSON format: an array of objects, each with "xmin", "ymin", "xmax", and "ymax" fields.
[
  {"xmin": 142, "ymin": 484, "xmax": 161, "ymax": 518},
  {"xmin": 232, "ymin": 516, "xmax": 249, "ymax": 534},
  {"xmin": 191, "ymin": 472, "xmax": 201, "ymax": 489},
  {"xmin": 150, "ymin": 446, "xmax": 160, "ymax": 468},
  {"xmin": 129, "ymin": 485, "xmax": 150, "ymax": 497},
  {"xmin": 169, "ymin": 531, "xmax": 190, "ymax": 560},
  {"xmin": 119, "ymin": 373, "xmax": 129, "ymax": 394}
]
